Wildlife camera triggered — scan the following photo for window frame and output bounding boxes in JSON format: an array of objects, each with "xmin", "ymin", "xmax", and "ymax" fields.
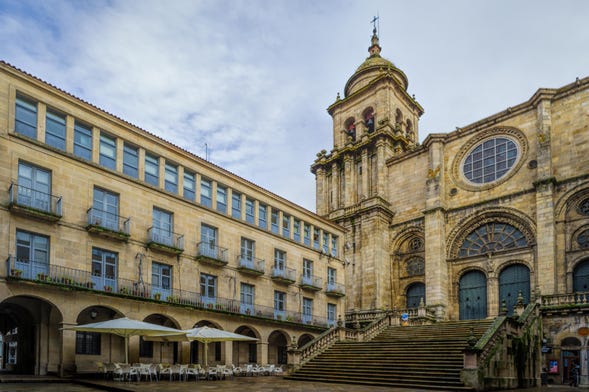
[
  {"xmin": 144, "ymin": 153, "xmax": 160, "ymax": 187},
  {"xmin": 200, "ymin": 178, "xmax": 212, "ymax": 207},
  {"xmin": 15, "ymin": 94, "xmax": 37, "ymax": 139},
  {"xmin": 183, "ymin": 170, "xmax": 196, "ymax": 201},
  {"xmin": 164, "ymin": 162, "xmax": 178, "ymax": 194},
  {"xmin": 232, "ymin": 191, "xmax": 242, "ymax": 219},
  {"xmin": 74, "ymin": 121, "xmax": 93, "ymax": 160},
  {"xmin": 99, "ymin": 132, "xmax": 117, "ymax": 170},
  {"xmin": 122, "ymin": 143, "xmax": 139, "ymax": 178},
  {"xmin": 45, "ymin": 108, "xmax": 66, "ymax": 151}
]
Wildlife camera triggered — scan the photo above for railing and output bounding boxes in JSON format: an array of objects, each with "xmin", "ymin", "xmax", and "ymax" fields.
[
  {"xmin": 271, "ymin": 266, "xmax": 296, "ymax": 282},
  {"xmin": 541, "ymin": 292, "xmax": 589, "ymax": 307},
  {"xmin": 147, "ymin": 227, "xmax": 184, "ymax": 250},
  {"xmin": 345, "ymin": 306, "xmax": 436, "ymax": 325},
  {"xmin": 5, "ymin": 256, "xmax": 330, "ymax": 327},
  {"xmin": 237, "ymin": 256, "xmax": 265, "ymax": 274},
  {"xmin": 326, "ymin": 281, "xmax": 345, "ymax": 296},
  {"xmin": 87, "ymin": 207, "xmax": 130, "ymax": 234},
  {"xmin": 301, "ymin": 274, "xmax": 322, "ymax": 290},
  {"xmin": 9, "ymin": 182, "xmax": 62, "ymax": 216},
  {"xmin": 196, "ymin": 242, "xmax": 228, "ymax": 263},
  {"xmin": 299, "ymin": 326, "xmax": 340, "ymax": 365}
]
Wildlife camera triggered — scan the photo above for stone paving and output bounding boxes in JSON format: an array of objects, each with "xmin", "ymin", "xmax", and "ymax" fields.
[{"xmin": 0, "ymin": 377, "xmax": 584, "ymax": 392}]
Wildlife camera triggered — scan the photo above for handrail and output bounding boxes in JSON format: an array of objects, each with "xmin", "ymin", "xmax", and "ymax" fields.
[
  {"xmin": 299, "ymin": 326, "xmax": 340, "ymax": 366},
  {"xmin": 9, "ymin": 182, "xmax": 62, "ymax": 216}
]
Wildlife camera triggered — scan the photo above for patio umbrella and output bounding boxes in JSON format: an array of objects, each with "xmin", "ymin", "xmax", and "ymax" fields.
[
  {"xmin": 64, "ymin": 317, "xmax": 183, "ymax": 363},
  {"xmin": 146, "ymin": 326, "xmax": 257, "ymax": 366}
]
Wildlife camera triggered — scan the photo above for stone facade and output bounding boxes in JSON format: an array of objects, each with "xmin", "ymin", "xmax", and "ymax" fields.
[
  {"xmin": 0, "ymin": 61, "xmax": 345, "ymax": 375},
  {"xmin": 313, "ymin": 30, "xmax": 589, "ymax": 384}
]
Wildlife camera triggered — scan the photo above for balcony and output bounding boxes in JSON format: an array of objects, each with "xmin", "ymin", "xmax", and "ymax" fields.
[
  {"xmin": 86, "ymin": 207, "xmax": 130, "ymax": 242},
  {"xmin": 4, "ymin": 256, "xmax": 331, "ymax": 328},
  {"xmin": 271, "ymin": 266, "xmax": 296, "ymax": 285},
  {"xmin": 8, "ymin": 182, "xmax": 62, "ymax": 222},
  {"xmin": 196, "ymin": 242, "xmax": 228, "ymax": 267},
  {"xmin": 147, "ymin": 227, "xmax": 184, "ymax": 255},
  {"xmin": 301, "ymin": 274, "xmax": 322, "ymax": 291},
  {"xmin": 237, "ymin": 256, "xmax": 265, "ymax": 276},
  {"xmin": 325, "ymin": 282, "xmax": 346, "ymax": 298}
]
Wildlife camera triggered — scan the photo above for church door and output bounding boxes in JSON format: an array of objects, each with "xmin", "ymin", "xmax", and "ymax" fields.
[
  {"xmin": 406, "ymin": 282, "xmax": 425, "ymax": 308},
  {"xmin": 573, "ymin": 259, "xmax": 589, "ymax": 292},
  {"xmin": 459, "ymin": 270, "xmax": 487, "ymax": 320},
  {"xmin": 499, "ymin": 264, "xmax": 530, "ymax": 315}
]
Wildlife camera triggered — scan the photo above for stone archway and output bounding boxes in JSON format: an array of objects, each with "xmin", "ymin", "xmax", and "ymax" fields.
[
  {"xmin": 0, "ymin": 295, "xmax": 63, "ymax": 375},
  {"xmin": 268, "ymin": 330, "xmax": 289, "ymax": 365},
  {"xmin": 234, "ymin": 326, "xmax": 259, "ymax": 365}
]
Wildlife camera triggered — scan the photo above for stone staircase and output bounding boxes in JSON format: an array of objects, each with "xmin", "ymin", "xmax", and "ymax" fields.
[{"xmin": 286, "ymin": 319, "xmax": 494, "ymax": 390}]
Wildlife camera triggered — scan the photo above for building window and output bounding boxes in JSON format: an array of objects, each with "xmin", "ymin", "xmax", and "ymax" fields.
[
  {"xmin": 183, "ymin": 171, "xmax": 195, "ymax": 201},
  {"xmin": 245, "ymin": 198, "xmax": 255, "ymax": 224},
  {"xmin": 327, "ymin": 303, "xmax": 337, "ymax": 326},
  {"xmin": 232, "ymin": 191, "xmax": 242, "ymax": 219},
  {"xmin": 303, "ymin": 223, "xmax": 311, "ymax": 246},
  {"xmin": 459, "ymin": 222, "xmax": 528, "ymax": 258},
  {"xmin": 92, "ymin": 188, "xmax": 119, "ymax": 231},
  {"xmin": 152, "ymin": 262, "xmax": 171, "ymax": 290},
  {"xmin": 240, "ymin": 283, "xmax": 255, "ymax": 314},
  {"xmin": 139, "ymin": 337, "xmax": 153, "ymax": 358},
  {"xmin": 241, "ymin": 237, "xmax": 255, "ymax": 262},
  {"xmin": 274, "ymin": 249, "xmax": 286, "ymax": 271},
  {"xmin": 200, "ymin": 273, "xmax": 217, "ymax": 303},
  {"xmin": 145, "ymin": 153, "xmax": 159, "ymax": 186},
  {"xmin": 216, "ymin": 185, "xmax": 227, "ymax": 213},
  {"xmin": 313, "ymin": 228, "xmax": 320, "ymax": 249},
  {"xmin": 274, "ymin": 291, "xmax": 286, "ymax": 313},
  {"xmin": 293, "ymin": 219, "xmax": 301, "ymax": 242},
  {"xmin": 302, "ymin": 297, "xmax": 313, "ymax": 324},
  {"xmin": 76, "ymin": 332, "xmax": 101, "ymax": 355},
  {"xmin": 99, "ymin": 133, "xmax": 117, "ymax": 170},
  {"xmin": 16, "ymin": 230, "xmax": 49, "ymax": 265},
  {"xmin": 271, "ymin": 209, "xmax": 279, "ymax": 234},
  {"xmin": 164, "ymin": 163, "xmax": 178, "ymax": 193},
  {"xmin": 15, "ymin": 95, "xmax": 37, "ymax": 138},
  {"xmin": 406, "ymin": 257, "xmax": 425, "ymax": 276},
  {"xmin": 331, "ymin": 235, "xmax": 338, "ymax": 257},
  {"xmin": 578, "ymin": 229, "xmax": 589, "ymax": 249},
  {"xmin": 282, "ymin": 214, "xmax": 290, "ymax": 238},
  {"xmin": 91, "ymin": 247, "xmax": 117, "ymax": 291},
  {"xmin": 123, "ymin": 143, "xmax": 138, "ymax": 178},
  {"xmin": 327, "ymin": 267, "xmax": 336, "ymax": 285},
  {"xmin": 463, "ymin": 137, "xmax": 519, "ymax": 184},
  {"xmin": 200, "ymin": 224, "xmax": 218, "ymax": 258},
  {"xmin": 303, "ymin": 259, "xmax": 313, "ymax": 280},
  {"xmin": 17, "ymin": 161, "xmax": 52, "ymax": 212},
  {"xmin": 322, "ymin": 232, "xmax": 329, "ymax": 254},
  {"xmin": 152, "ymin": 208, "xmax": 173, "ymax": 246},
  {"xmin": 258, "ymin": 203, "xmax": 267, "ymax": 229},
  {"xmin": 74, "ymin": 121, "xmax": 93, "ymax": 160},
  {"xmin": 45, "ymin": 109, "xmax": 66, "ymax": 151},
  {"xmin": 200, "ymin": 178, "xmax": 212, "ymax": 207},
  {"xmin": 578, "ymin": 199, "xmax": 589, "ymax": 216}
]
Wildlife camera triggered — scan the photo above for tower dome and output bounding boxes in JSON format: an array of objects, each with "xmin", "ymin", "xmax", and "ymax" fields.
[{"xmin": 344, "ymin": 27, "xmax": 409, "ymax": 97}]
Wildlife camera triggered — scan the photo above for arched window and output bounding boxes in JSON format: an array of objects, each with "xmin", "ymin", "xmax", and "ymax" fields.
[
  {"xmin": 577, "ymin": 198, "xmax": 589, "ymax": 216},
  {"xmin": 406, "ymin": 282, "xmax": 425, "ymax": 308},
  {"xmin": 459, "ymin": 222, "xmax": 527, "ymax": 258},
  {"xmin": 395, "ymin": 109, "xmax": 403, "ymax": 126},
  {"xmin": 344, "ymin": 118, "xmax": 356, "ymax": 142},
  {"xmin": 459, "ymin": 270, "xmax": 487, "ymax": 320},
  {"xmin": 498, "ymin": 264, "xmax": 530, "ymax": 315},
  {"xmin": 573, "ymin": 259, "xmax": 589, "ymax": 292},
  {"xmin": 577, "ymin": 229, "xmax": 589, "ymax": 249},
  {"xmin": 364, "ymin": 108, "xmax": 375, "ymax": 133}
]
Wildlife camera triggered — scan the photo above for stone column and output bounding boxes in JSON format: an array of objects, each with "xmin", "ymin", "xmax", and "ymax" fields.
[
  {"xmin": 257, "ymin": 342, "xmax": 268, "ymax": 365},
  {"xmin": 315, "ymin": 166, "xmax": 326, "ymax": 215},
  {"xmin": 534, "ymin": 98, "xmax": 557, "ymax": 295},
  {"xmin": 59, "ymin": 322, "xmax": 77, "ymax": 377},
  {"xmin": 224, "ymin": 341, "xmax": 233, "ymax": 366},
  {"xmin": 343, "ymin": 155, "xmax": 353, "ymax": 206},
  {"xmin": 65, "ymin": 115, "xmax": 74, "ymax": 154},
  {"xmin": 376, "ymin": 139, "xmax": 386, "ymax": 196},
  {"xmin": 361, "ymin": 148, "xmax": 369, "ymax": 199},
  {"xmin": 331, "ymin": 162, "xmax": 339, "ymax": 211}
]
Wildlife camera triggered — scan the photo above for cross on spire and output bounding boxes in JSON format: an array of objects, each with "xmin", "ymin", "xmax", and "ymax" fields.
[{"xmin": 371, "ymin": 15, "xmax": 379, "ymax": 34}]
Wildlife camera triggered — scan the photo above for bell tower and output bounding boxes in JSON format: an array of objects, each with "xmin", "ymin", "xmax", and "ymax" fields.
[{"xmin": 312, "ymin": 26, "xmax": 424, "ymax": 310}]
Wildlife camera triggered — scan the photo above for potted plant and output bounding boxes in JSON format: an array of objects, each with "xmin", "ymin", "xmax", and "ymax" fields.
[
  {"xmin": 120, "ymin": 287, "xmax": 130, "ymax": 295},
  {"xmin": 245, "ymin": 308, "xmax": 251, "ymax": 315},
  {"xmin": 37, "ymin": 272, "xmax": 48, "ymax": 281},
  {"xmin": 153, "ymin": 293, "xmax": 161, "ymax": 301},
  {"xmin": 11, "ymin": 269, "xmax": 22, "ymax": 278},
  {"xmin": 85, "ymin": 281, "xmax": 94, "ymax": 289},
  {"xmin": 104, "ymin": 285, "xmax": 113, "ymax": 292}
]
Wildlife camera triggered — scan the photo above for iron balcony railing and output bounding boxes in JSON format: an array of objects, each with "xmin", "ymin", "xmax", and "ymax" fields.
[
  {"xmin": 326, "ymin": 281, "xmax": 345, "ymax": 296},
  {"xmin": 196, "ymin": 242, "xmax": 228, "ymax": 263},
  {"xmin": 147, "ymin": 227, "xmax": 184, "ymax": 250},
  {"xmin": 87, "ymin": 207, "xmax": 130, "ymax": 234},
  {"xmin": 271, "ymin": 266, "xmax": 296, "ymax": 282},
  {"xmin": 9, "ymin": 182, "xmax": 62, "ymax": 216},
  {"xmin": 5, "ymin": 256, "xmax": 332, "ymax": 328},
  {"xmin": 301, "ymin": 274, "xmax": 323, "ymax": 290},
  {"xmin": 237, "ymin": 255, "xmax": 265, "ymax": 275}
]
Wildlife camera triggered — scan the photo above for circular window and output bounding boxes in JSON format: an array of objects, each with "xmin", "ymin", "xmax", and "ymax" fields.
[{"xmin": 462, "ymin": 137, "xmax": 519, "ymax": 184}]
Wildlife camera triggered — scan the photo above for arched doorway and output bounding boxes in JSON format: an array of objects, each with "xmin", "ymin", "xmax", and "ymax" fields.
[
  {"xmin": 141, "ymin": 314, "xmax": 179, "ymax": 365},
  {"xmin": 268, "ymin": 331, "xmax": 289, "ymax": 365},
  {"xmin": 459, "ymin": 270, "xmax": 487, "ymax": 320},
  {"xmin": 499, "ymin": 264, "xmax": 530, "ymax": 315},
  {"xmin": 190, "ymin": 320, "xmax": 222, "ymax": 365},
  {"xmin": 0, "ymin": 296, "xmax": 62, "ymax": 375},
  {"xmin": 561, "ymin": 337, "xmax": 581, "ymax": 385},
  {"xmin": 234, "ymin": 326, "xmax": 258, "ymax": 365},
  {"xmin": 406, "ymin": 282, "xmax": 425, "ymax": 308},
  {"xmin": 297, "ymin": 334, "xmax": 314, "ymax": 348},
  {"xmin": 573, "ymin": 259, "xmax": 589, "ymax": 292}
]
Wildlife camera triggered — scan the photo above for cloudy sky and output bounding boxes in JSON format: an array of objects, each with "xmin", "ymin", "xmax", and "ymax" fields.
[{"xmin": 1, "ymin": 0, "xmax": 588, "ymax": 211}]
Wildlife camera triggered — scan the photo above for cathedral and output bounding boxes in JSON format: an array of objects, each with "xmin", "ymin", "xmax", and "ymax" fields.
[{"xmin": 312, "ymin": 27, "xmax": 589, "ymax": 384}]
